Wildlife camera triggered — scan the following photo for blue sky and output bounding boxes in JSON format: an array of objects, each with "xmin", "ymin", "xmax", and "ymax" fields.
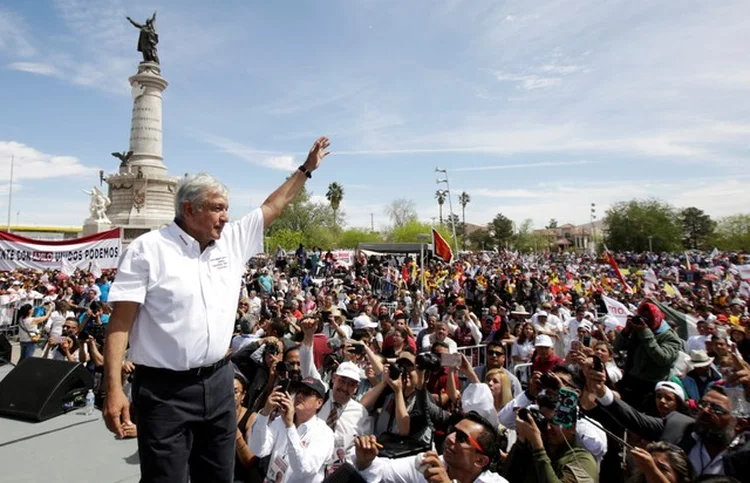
[{"xmin": 1, "ymin": 0, "xmax": 749, "ymax": 231}]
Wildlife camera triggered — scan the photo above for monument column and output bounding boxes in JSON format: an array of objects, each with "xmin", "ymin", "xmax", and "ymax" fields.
[{"xmin": 127, "ymin": 62, "xmax": 168, "ymax": 177}]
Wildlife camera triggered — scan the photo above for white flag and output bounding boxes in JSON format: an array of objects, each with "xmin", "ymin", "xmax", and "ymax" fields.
[
  {"xmin": 643, "ymin": 268, "xmax": 659, "ymax": 285},
  {"xmin": 61, "ymin": 257, "xmax": 75, "ymax": 277},
  {"xmin": 735, "ymin": 264, "xmax": 750, "ymax": 281},
  {"xmin": 89, "ymin": 260, "xmax": 103, "ymax": 278},
  {"xmin": 601, "ymin": 294, "xmax": 632, "ymax": 325}
]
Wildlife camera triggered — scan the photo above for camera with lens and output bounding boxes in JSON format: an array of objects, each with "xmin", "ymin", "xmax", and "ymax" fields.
[
  {"xmin": 518, "ymin": 406, "xmax": 548, "ymax": 429},
  {"xmin": 540, "ymin": 373, "xmax": 561, "ymax": 391},
  {"xmin": 275, "ymin": 361, "xmax": 289, "ymax": 375},
  {"xmin": 388, "ymin": 364, "xmax": 404, "ymax": 380},
  {"xmin": 78, "ymin": 331, "xmax": 91, "ymax": 343},
  {"xmin": 415, "ymin": 353, "xmax": 441, "ymax": 373},
  {"xmin": 264, "ymin": 343, "xmax": 280, "ymax": 356},
  {"xmin": 630, "ymin": 314, "xmax": 646, "ymax": 326}
]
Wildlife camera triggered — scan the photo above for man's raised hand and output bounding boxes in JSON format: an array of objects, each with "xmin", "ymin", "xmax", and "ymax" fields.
[{"xmin": 303, "ymin": 137, "xmax": 331, "ymax": 172}]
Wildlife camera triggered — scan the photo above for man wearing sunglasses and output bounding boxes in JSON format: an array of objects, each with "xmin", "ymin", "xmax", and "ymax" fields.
[
  {"xmin": 474, "ymin": 341, "xmax": 522, "ymax": 398},
  {"xmin": 354, "ymin": 411, "xmax": 508, "ymax": 482},
  {"xmin": 585, "ymin": 365, "xmax": 750, "ymax": 479}
]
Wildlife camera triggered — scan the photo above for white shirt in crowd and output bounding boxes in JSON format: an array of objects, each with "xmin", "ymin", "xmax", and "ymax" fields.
[
  {"xmin": 45, "ymin": 310, "xmax": 72, "ymax": 339},
  {"xmin": 359, "ymin": 453, "xmax": 508, "ymax": 483},
  {"xmin": 511, "ymin": 340, "xmax": 534, "ymax": 365},
  {"xmin": 109, "ymin": 208, "xmax": 264, "ymax": 370},
  {"xmin": 686, "ymin": 334, "xmax": 708, "ymax": 353},
  {"xmin": 18, "ymin": 317, "xmax": 38, "ymax": 343},
  {"xmin": 248, "ymin": 412, "xmax": 334, "ymax": 483},
  {"xmin": 428, "ymin": 334, "xmax": 458, "ymax": 353}
]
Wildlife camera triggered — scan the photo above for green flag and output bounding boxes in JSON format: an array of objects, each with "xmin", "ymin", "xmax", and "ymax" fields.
[{"xmin": 651, "ymin": 299, "xmax": 698, "ymax": 341}]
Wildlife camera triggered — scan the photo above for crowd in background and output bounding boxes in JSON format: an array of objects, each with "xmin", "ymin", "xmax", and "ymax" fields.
[{"xmin": 2, "ymin": 247, "xmax": 750, "ymax": 482}]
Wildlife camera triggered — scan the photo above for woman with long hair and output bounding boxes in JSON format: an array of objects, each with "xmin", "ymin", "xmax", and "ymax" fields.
[
  {"xmin": 511, "ymin": 322, "xmax": 536, "ymax": 367},
  {"xmin": 233, "ymin": 372, "xmax": 257, "ymax": 482},
  {"xmin": 485, "ymin": 367, "xmax": 513, "ymax": 413},
  {"xmin": 594, "ymin": 341, "xmax": 623, "ymax": 385},
  {"xmin": 17, "ymin": 302, "xmax": 54, "ymax": 363}
]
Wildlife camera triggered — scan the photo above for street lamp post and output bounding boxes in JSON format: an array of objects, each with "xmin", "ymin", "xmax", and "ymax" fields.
[
  {"xmin": 435, "ymin": 167, "xmax": 460, "ymax": 257},
  {"xmin": 648, "ymin": 235, "xmax": 653, "ymax": 252},
  {"xmin": 590, "ymin": 203, "xmax": 597, "ymax": 254}
]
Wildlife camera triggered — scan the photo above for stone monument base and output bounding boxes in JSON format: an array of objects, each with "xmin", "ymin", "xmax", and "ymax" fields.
[{"xmin": 82, "ymin": 219, "xmax": 113, "ymax": 236}]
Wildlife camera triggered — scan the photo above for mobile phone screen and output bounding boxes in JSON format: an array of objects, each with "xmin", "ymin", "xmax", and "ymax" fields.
[{"xmin": 440, "ymin": 353, "xmax": 461, "ymax": 368}]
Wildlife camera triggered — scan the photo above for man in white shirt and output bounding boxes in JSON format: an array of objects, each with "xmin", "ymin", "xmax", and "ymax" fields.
[
  {"xmin": 686, "ymin": 320, "xmax": 713, "ymax": 353},
  {"xmin": 248, "ymin": 377, "xmax": 334, "ymax": 483},
  {"xmin": 299, "ymin": 317, "xmax": 370, "ymax": 476},
  {"xmin": 103, "ymin": 137, "xmax": 331, "ymax": 483}
]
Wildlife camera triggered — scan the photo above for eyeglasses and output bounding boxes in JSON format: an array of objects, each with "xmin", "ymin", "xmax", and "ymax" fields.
[
  {"xmin": 698, "ymin": 400, "xmax": 729, "ymax": 416},
  {"xmin": 453, "ymin": 428, "xmax": 486, "ymax": 455},
  {"xmin": 487, "ymin": 350, "xmax": 505, "ymax": 357}
]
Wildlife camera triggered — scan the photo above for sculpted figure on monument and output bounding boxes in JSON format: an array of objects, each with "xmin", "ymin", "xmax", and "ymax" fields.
[
  {"xmin": 126, "ymin": 12, "xmax": 159, "ymax": 64},
  {"xmin": 83, "ymin": 186, "xmax": 112, "ymax": 224},
  {"xmin": 111, "ymin": 150, "xmax": 134, "ymax": 169}
]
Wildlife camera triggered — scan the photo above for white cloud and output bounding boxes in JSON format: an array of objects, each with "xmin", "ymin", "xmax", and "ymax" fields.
[
  {"xmin": 0, "ymin": 141, "xmax": 96, "ymax": 180},
  {"xmin": 8, "ymin": 62, "xmax": 60, "ymax": 76},
  {"xmin": 199, "ymin": 134, "xmax": 298, "ymax": 172},
  {"xmin": 0, "ymin": 8, "xmax": 36, "ymax": 57}
]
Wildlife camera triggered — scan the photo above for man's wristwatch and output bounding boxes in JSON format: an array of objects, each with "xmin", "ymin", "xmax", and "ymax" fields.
[{"xmin": 297, "ymin": 165, "xmax": 313, "ymax": 179}]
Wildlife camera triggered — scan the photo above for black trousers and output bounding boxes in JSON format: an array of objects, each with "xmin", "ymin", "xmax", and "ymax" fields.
[{"xmin": 133, "ymin": 362, "xmax": 236, "ymax": 483}]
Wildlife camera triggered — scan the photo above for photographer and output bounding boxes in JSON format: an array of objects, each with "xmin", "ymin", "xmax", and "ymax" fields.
[
  {"xmin": 427, "ymin": 341, "xmax": 461, "ymax": 409},
  {"xmin": 615, "ymin": 302, "xmax": 683, "ymax": 412},
  {"xmin": 43, "ymin": 317, "xmax": 88, "ymax": 363},
  {"xmin": 231, "ymin": 334, "xmax": 287, "ymax": 411}
]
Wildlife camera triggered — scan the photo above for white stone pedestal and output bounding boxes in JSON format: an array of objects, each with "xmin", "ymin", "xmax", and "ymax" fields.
[
  {"xmin": 100, "ymin": 61, "xmax": 177, "ymax": 245},
  {"xmin": 82, "ymin": 219, "xmax": 113, "ymax": 236}
]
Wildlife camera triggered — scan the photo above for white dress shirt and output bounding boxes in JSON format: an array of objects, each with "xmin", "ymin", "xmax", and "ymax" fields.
[
  {"xmin": 359, "ymin": 453, "xmax": 508, "ymax": 483},
  {"xmin": 687, "ymin": 335, "xmax": 708, "ymax": 353},
  {"xmin": 248, "ymin": 413, "xmax": 334, "ymax": 483},
  {"xmin": 109, "ymin": 209, "xmax": 264, "ymax": 370}
]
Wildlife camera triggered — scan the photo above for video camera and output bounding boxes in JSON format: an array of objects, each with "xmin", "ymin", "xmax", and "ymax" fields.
[{"xmin": 415, "ymin": 353, "xmax": 441, "ymax": 373}]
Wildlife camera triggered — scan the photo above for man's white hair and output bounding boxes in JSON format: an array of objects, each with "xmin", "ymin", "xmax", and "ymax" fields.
[{"xmin": 174, "ymin": 172, "xmax": 229, "ymax": 220}]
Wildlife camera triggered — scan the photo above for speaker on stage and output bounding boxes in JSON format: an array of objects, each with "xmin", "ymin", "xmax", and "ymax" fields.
[
  {"xmin": 0, "ymin": 334, "xmax": 11, "ymax": 366},
  {"xmin": 0, "ymin": 358, "xmax": 94, "ymax": 422}
]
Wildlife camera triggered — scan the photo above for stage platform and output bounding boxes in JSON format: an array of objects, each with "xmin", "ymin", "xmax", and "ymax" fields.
[{"xmin": 0, "ymin": 346, "xmax": 140, "ymax": 483}]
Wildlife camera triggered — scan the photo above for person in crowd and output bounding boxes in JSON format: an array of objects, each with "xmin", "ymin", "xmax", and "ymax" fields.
[
  {"xmin": 615, "ymin": 302, "xmax": 683, "ymax": 412},
  {"xmin": 687, "ymin": 320, "xmax": 711, "ymax": 353},
  {"xmin": 474, "ymin": 340, "xmax": 523, "ymax": 398},
  {"xmin": 233, "ymin": 372, "xmax": 257, "ymax": 483},
  {"xmin": 531, "ymin": 334, "xmax": 564, "ymax": 375},
  {"xmin": 710, "ymin": 335, "xmax": 733, "ymax": 372},
  {"xmin": 585, "ymin": 364, "xmax": 750, "ymax": 479},
  {"xmin": 485, "ymin": 367, "xmax": 514, "ymax": 415},
  {"xmin": 416, "ymin": 313, "xmax": 438, "ymax": 353},
  {"xmin": 629, "ymin": 442, "xmax": 695, "ymax": 483},
  {"xmin": 427, "ymin": 341, "xmax": 461, "ymax": 409},
  {"xmin": 593, "ymin": 340, "xmax": 623, "ymax": 385},
  {"xmin": 681, "ymin": 350, "xmax": 722, "ymax": 402},
  {"xmin": 17, "ymin": 301, "xmax": 54, "ymax": 363},
  {"xmin": 44, "ymin": 299, "xmax": 73, "ymax": 340},
  {"xmin": 428, "ymin": 321, "xmax": 458, "ymax": 353},
  {"xmin": 512, "ymin": 322, "xmax": 537, "ymax": 369},
  {"xmin": 654, "ymin": 381, "xmax": 689, "ymax": 418},
  {"xmin": 354, "ymin": 412, "xmax": 508, "ymax": 483},
  {"xmin": 248, "ymin": 378, "xmax": 334, "ymax": 483},
  {"xmin": 298, "ymin": 317, "xmax": 371, "ymax": 476}
]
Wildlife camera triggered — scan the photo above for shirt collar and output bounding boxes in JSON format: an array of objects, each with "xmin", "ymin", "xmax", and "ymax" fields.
[{"xmin": 167, "ymin": 220, "xmax": 215, "ymax": 253}]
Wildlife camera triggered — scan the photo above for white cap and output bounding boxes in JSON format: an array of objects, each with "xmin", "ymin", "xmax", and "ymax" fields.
[
  {"xmin": 534, "ymin": 334, "xmax": 554, "ymax": 348},
  {"xmin": 537, "ymin": 310, "xmax": 548, "ymax": 318},
  {"xmin": 335, "ymin": 361, "xmax": 362, "ymax": 382},
  {"xmin": 578, "ymin": 321, "xmax": 593, "ymax": 333},
  {"xmin": 353, "ymin": 315, "xmax": 378, "ymax": 330}
]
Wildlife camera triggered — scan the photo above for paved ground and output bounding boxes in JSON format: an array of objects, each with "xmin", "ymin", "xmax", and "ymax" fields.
[{"xmin": 0, "ymin": 344, "xmax": 140, "ymax": 483}]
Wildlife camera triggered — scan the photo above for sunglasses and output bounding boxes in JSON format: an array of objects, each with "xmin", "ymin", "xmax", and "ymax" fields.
[
  {"xmin": 487, "ymin": 350, "xmax": 505, "ymax": 357},
  {"xmin": 698, "ymin": 400, "xmax": 729, "ymax": 416},
  {"xmin": 453, "ymin": 428, "xmax": 486, "ymax": 455}
]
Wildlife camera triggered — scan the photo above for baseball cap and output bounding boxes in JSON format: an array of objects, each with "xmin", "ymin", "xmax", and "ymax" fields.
[
  {"xmin": 396, "ymin": 351, "xmax": 416, "ymax": 365},
  {"xmin": 534, "ymin": 335, "xmax": 554, "ymax": 348},
  {"xmin": 335, "ymin": 361, "xmax": 361, "ymax": 382},
  {"xmin": 353, "ymin": 314, "xmax": 378, "ymax": 330},
  {"xmin": 537, "ymin": 310, "xmax": 548, "ymax": 318},
  {"xmin": 293, "ymin": 377, "xmax": 327, "ymax": 399}
]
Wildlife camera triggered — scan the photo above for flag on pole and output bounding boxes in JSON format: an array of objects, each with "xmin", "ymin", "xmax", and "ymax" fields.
[
  {"xmin": 650, "ymin": 299, "xmax": 698, "ymax": 341},
  {"xmin": 89, "ymin": 260, "xmax": 103, "ymax": 279},
  {"xmin": 604, "ymin": 248, "xmax": 632, "ymax": 293},
  {"xmin": 432, "ymin": 229, "xmax": 453, "ymax": 263},
  {"xmin": 61, "ymin": 257, "xmax": 75, "ymax": 277},
  {"xmin": 684, "ymin": 251, "xmax": 692, "ymax": 271}
]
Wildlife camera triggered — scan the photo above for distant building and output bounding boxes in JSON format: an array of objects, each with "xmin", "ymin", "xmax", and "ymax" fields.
[
  {"xmin": 534, "ymin": 220, "xmax": 607, "ymax": 252},
  {"xmin": 5, "ymin": 225, "xmax": 82, "ymax": 241}
]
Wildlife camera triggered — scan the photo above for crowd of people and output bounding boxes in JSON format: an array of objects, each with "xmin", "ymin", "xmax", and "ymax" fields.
[{"xmin": 3, "ymin": 246, "xmax": 750, "ymax": 483}]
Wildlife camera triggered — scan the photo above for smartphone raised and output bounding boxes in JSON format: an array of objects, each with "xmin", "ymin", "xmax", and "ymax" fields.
[
  {"xmin": 440, "ymin": 352, "xmax": 461, "ymax": 368},
  {"xmin": 592, "ymin": 355, "xmax": 604, "ymax": 372}
]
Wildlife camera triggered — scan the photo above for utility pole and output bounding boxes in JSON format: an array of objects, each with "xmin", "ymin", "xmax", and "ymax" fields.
[
  {"xmin": 370, "ymin": 213, "xmax": 374, "ymax": 232},
  {"xmin": 7, "ymin": 155, "xmax": 14, "ymax": 232}
]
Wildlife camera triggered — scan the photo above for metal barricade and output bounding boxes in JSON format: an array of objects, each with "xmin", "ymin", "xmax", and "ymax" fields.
[{"xmin": 457, "ymin": 344, "xmax": 487, "ymax": 368}]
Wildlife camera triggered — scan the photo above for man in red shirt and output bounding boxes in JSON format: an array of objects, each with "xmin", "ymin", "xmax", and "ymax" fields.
[{"xmin": 531, "ymin": 334, "xmax": 563, "ymax": 374}]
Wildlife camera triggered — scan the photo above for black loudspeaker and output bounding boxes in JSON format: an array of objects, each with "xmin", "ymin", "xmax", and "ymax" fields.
[
  {"xmin": 0, "ymin": 358, "xmax": 93, "ymax": 422},
  {"xmin": 0, "ymin": 334, "xmax": 11, "ymax": 365}
]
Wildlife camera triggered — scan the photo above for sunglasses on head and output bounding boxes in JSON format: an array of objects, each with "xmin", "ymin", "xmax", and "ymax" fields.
[
  {"xmin": 698, "ymin": 400, "xmax": 729, "ymax": 416},
  {"xmin": 452, "ymin": 428, "xmax": 486, "ymax": 454}
]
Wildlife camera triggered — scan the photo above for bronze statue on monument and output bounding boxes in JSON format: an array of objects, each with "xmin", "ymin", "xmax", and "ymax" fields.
[{"xmin": 126, "ymin": 12, "xmax": 159, "ymax": 64}]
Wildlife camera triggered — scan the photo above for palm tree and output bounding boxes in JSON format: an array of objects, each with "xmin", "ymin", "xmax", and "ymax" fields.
[
  {"xmin": 326, "ymin": 182, "xmax": 344, "ymax": 228},
  {"xmin": 459, "ymin": 191, "xmax": 471, "ymax": 249},
  {"xmin": 435, "ymin": 190, "xmax": 447, "ymax": 225}
]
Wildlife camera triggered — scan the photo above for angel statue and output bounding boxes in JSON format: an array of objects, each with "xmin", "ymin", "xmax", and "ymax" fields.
[
  {"xmin": 83, "ymin": 186, "xmax": 112, "ymax": 224},
  {"xmin": 126, "ymin": 12, "xmax": 159, "ymax": 64},
  {"xmin": 111, "ymin": 150, "xmax": 133, "ymax": 169}
]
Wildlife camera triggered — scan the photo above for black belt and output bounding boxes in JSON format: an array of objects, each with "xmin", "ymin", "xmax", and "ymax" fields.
[{"xmin": 136, "ymin": 355, "xmax": 231, "ymax": 380}]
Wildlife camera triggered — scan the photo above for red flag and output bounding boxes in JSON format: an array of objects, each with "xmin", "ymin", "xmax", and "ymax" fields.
[
  {"xmin": 432, "ymin": 229, "xmax": 453, "ymax": 263},
  {"xmin": 606, "ymin": 251, "xmax": 632, "ymax": 293},
  {"xmin": 401, "ymin": 263, "xmax": 410, "ymax": 282}
]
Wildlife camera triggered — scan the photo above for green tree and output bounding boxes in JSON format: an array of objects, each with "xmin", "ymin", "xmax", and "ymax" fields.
[
  {"xmin": 488, "ymin": 213, "xmax": 514, "ymax": 249},
  {"xmin": 267, "ymin": 186, "xmax": 334, "ymax": 235},
  {"xmin": 513, "ymin": 218, "xmax": 547, "ymax": 252},
  {"xmin": 459, "ymin": 192, "xmax": 471, "ymax": 249},
  {"xmin": 604, "ymin": 199, "xmax": 682, "ymax": 252},
  {"xmin": 326, "ymin": 182, "xmax": 344, "ymax": 229},
  {"xmin": 337, "ymin": 228, "xmax": 383, "ymax": 248},
  {"xmin": 712, "ymin": 214, "xmax": 750, "ymax": 250},
  {"xmin": 546, "ymin": 218, "xmax": 558, "ymax": 229},
  {"xmin": 679, "ymin": 207, "xmax": 715, "ymax": 249},
  {"xmin": 435, "ymin": 190, "xmax": 447, "ymax": 225},
  {"xmin": 390, "ymin": 219, "xmax": 451, "ymax": 244},
  {"xmin": 468, "ymin": 228, "xmax": 494, "ymax": 250},
  {"xmin": 385, "ymin": 198, "xmax": 418, "ymax": 228}
]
